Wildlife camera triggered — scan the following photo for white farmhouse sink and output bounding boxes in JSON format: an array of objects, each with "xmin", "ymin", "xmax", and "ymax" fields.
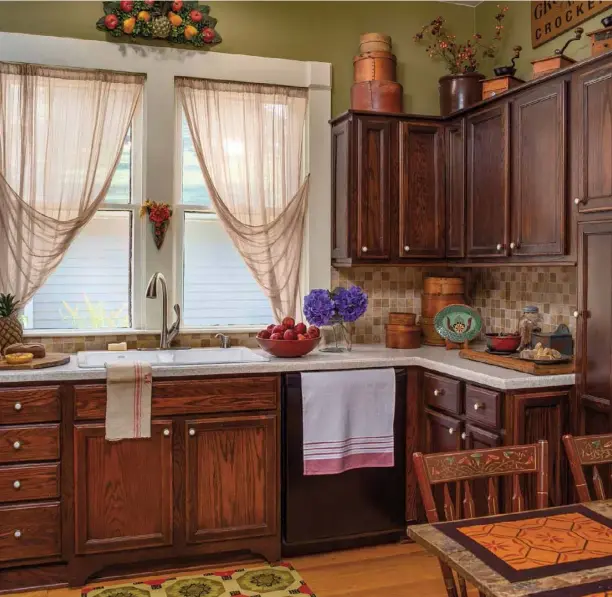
[{"xmin": 76, "ymin": 347, "xmax": 268, "ymax": 369}]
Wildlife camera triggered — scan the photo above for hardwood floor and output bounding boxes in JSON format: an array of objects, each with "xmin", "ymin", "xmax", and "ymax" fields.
[{"xmin": 4, "ymin": 544, "xmax": 477, "ymax": 597}]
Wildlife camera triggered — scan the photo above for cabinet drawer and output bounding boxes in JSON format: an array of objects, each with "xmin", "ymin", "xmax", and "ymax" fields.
[
  {"xmin": 0, "ymin": 502, "xmax": 61, "ymax": 563},
  {"xmin": 0, "ymin": 425, "xmax": 60, "ymax": 464},
  {"xmin": 0, "ymin": 387, "xmax": 60, "ymax": 424},
  {"xmin": 465, "ymin": 385, "xmax": 501, "ymax": 428},
  {"xmin": 0, "ymin": 463, "xmax": 60, "ymax": 503},
  {"xmin": 424, "ymin": 372, "xmax": 462, "ymax": 414},
  {"xmin": 74, "ymin": 376, "xmax": 279, "ymax": 420}
]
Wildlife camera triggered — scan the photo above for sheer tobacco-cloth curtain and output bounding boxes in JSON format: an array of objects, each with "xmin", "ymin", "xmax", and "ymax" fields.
[
  {"xmin": 176, "ymin": 78, "xmax": 310, "ymax": 321},
  {"xmin": 0, "ymin": 63, "xmax": 144, "ymax": 306}
]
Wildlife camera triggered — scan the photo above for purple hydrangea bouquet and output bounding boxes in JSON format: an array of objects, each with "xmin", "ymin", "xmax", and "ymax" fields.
[{"xmin": 303, "ymin": 286, "xmax": 368, "ymax": 352}]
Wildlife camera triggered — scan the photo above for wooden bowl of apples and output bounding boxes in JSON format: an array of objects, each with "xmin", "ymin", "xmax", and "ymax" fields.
[{"xmin": 257, "ymin": 317, "xmax": 321, "ymax": 358}]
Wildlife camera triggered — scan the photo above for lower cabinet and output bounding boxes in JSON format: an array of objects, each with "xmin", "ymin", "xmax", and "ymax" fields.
[{"xmin": 425, "ymin": 409, "xmax": 462, "ymax": 453}]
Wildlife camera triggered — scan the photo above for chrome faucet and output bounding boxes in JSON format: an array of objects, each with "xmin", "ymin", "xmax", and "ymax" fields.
[
  {"xmin": 146, "ymin": 272, "xmax": 181, "ymax": 349},
  {"xmin": 215, "ymin": 333, "xmax": 231, "ymax": 348}
]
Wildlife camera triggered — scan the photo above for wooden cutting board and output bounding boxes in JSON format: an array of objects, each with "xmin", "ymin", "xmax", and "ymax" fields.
[
  {"xmin": 0, "ymin": 353, "xmax": 71, "ymax": 370},
  {"xmin": 459, "ymin": 349, "xmax": 575, "ymax": 376}
]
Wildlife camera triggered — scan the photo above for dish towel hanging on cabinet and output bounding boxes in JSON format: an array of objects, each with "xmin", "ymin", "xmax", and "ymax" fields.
[
  {"xmin": 105, "ymin": 362, "xmax": 153, "ymax": 440},
  {"xmin": 300, "ymin": 368, "xmax": 396, "ymax": 475}
]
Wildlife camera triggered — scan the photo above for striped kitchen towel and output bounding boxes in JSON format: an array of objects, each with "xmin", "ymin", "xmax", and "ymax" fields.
[
  {"xmin": 105, "ymin": 362, "xmax": 153, "ymax": 440},
  {"xmin": 301, "ymin": 368, "xmax": 396, "ymax": 475}
]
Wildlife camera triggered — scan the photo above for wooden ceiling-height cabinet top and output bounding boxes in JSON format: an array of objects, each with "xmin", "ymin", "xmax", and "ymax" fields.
[
  {"xmin": 445, "ymin": 119, "xmax": 466, "ymax": 258},
  {"xmin": 397, "ymin": 122, "xmax": 445, "ymax": 259},
  {"xmin": 466, "ymin": 104, "xmax": 510, "ymax": 258},
  {"xmin": 511, "ymin": 79, "xmax": 568, "ymax": 257}
]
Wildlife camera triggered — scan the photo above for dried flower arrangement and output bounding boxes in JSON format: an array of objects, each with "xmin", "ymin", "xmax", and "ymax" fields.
[{"xmin": 414, "ymin": 5, "xmax": 509, "ymax": 74}]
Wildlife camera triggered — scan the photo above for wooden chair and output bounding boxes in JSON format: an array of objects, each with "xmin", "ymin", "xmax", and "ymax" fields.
[
  {"xmin": 412, "ymin": 440, "xmax": 549, "ymax": 597},
  {"xmin": 563, "ymin": 433, "xmax": 612, "ymax": 501}
]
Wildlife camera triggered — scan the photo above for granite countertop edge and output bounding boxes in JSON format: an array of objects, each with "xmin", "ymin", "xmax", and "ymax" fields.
[{"xmin": 0, "ymin": 345, "xmax": 575, "ymax": 391}]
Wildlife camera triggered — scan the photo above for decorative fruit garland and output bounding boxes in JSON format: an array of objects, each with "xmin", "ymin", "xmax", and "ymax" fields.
[
  {"xmin": 140, "ymin": 200, "xmax": 173, "ymax": 249},
  {"xmin": 97, "ymin": 1, "xmax": 221, "ymax": 47}
]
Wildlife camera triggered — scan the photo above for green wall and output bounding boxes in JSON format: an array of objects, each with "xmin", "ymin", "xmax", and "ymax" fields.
[
  {"xmin": 475, "ymin": 1, "xmax": 612, "ymax": 81},
  {"xmin": 0, "ymin": 1, "xmax": 475, "ymax": 116}
]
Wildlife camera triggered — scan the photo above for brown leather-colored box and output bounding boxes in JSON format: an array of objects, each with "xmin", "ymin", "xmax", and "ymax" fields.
[{"xmin": 482, "ymin": 75, "xmax": 524, "ymax": 100}]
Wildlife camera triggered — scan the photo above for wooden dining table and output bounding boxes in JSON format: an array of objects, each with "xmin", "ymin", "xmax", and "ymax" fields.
[{"xmin": 408, "ymin": 500, "xmax": 612, "ymax": 597}]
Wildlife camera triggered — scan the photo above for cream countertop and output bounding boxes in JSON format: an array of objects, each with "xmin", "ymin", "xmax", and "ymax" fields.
[{"xmin": 0, "ymin": 345, "xmax": 575, "ymax": 391}]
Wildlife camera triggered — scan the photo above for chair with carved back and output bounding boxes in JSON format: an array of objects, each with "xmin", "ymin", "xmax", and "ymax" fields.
[
  {"xmin": 563, "ymin": 433, "xmax": 612, "ymax": 502},
  {"xmin": 412, "ymin": 440, "xmax": 549, "ymax": 597}
]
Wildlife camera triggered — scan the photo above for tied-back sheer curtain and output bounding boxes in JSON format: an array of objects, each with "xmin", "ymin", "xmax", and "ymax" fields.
[
  {"xmin": 176, "ymin": 78, "xmax": 310, "ymax": 322},
  {"xmin": 0, "ymin": 63, "xmax": 144, "ymax": 306}
]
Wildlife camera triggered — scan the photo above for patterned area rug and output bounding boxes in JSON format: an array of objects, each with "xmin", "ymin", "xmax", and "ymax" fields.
[{"xmin": 81, "ymin": 564, "xmax": 316, "ymax": 597}]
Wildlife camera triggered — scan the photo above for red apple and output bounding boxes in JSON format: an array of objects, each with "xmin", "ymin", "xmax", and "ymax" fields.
[
  {"xmin": 144, "ymin": 0, "xmax": 155, "ymax": 5},
  {"xmin": 284, "ymin": 329, "xmax": 298, "ymax": 341},
  {"xmin": 257, "ymin": 330, "xmax": 271, "ymax": 339},
  {"xmin": 120, "ymin": 0, "xmax": 134, "ymax": 12},
  {"xmin": 266, "ymin": 324, "xmax": 276, "ymax": 334},
  {"xmin": 190, "ymin": 9, "xmax": 203, "ymax": 22},
  {"xmin": 295, "ymin": 322, "xmax": 307, "ymax": 335},
  {"xmin": 307, "ymin": 326, "xmax": 320, "ymax": 338},
  {"xmin": 104, "ymin": 14, "xmax": 119, "ymax": 29},
  {"xmin": 282, "ymin": 316, "xmax": 295, "ymax": 329},
  {"xmin": 172, "ymin": 0, "xmax": 183, "ymax": 11},
  {"xmin": 202, "ymin": 27, "xmax": 216, "ymax": 43},
  {"xmin": 297, "ymin": 334, "xmax": 308, "ymax": 341},
  {"xmin": 272, "ymin": 325, "xmax": 286, "ymax": 335},
  {"xmin": 270, "ymin": 332, "xmax": 283, "ymax": 340}
]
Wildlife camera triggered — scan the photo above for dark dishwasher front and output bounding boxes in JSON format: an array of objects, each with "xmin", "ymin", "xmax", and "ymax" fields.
[{"xmin": 282, "ymin": 368, "xmax": 407, "ymax": 556}]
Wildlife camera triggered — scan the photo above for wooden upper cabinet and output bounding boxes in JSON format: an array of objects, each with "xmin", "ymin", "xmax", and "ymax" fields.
[
  {"xmin": 331, "ymin": 118, "xmax": 350, "ymax": 262},
  {"xmin": 467, "ymin": 104, "xmax": 510, "ymax": 258},
  {"xmin": 184, "ymin": 414, "xmax": 278, "ymax": 544},
  {"xmin": 445, "ymin": 119, "xmax": 466, "ymax": 258},
  {"xmin": 397, "ymin": 121, "xmax": 445, "ymax": 259},
  {"xmin": 73, "ymin": 421, "xmax": 173, "ymax": 554},
  {"xmin": 355, "ymin": 116, "xmax": 392, "ymax": 261},
  {"xmin": 511, "ymin": 80, "xmax": 568, "ymax": 256},
  {"xmin": 574, "ymin": 62, "xmax": 612, "ymax": 214}
]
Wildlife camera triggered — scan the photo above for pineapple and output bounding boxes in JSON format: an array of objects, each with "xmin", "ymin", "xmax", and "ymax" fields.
[
  {"xmin": 0, "ymin": 294, "xmax": 23, "ymax": 355},
  {"xmin": 151, "ymin": 16, "xmax": 171, "ymax": 39}
]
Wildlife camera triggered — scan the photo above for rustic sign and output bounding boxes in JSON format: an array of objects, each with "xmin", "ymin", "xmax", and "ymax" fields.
[{"xmin": 531, "ymin": 1, "xmax": 612, "ymax": 49}]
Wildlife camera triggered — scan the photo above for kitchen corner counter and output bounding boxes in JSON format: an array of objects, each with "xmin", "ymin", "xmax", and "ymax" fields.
[{"xmin": 0, "ymin": 345, "xmax": 575, "ymax": 390}]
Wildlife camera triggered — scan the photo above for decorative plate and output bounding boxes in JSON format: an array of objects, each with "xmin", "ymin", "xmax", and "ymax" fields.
[{"xmin": 434, "ymin": 304, "xmax": 482, "ymax": 344}]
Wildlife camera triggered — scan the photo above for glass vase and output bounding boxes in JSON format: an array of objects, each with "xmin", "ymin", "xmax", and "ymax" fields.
[{"xmin": 320, "ymin": 321, "xmax": 353, "ymax": 353}]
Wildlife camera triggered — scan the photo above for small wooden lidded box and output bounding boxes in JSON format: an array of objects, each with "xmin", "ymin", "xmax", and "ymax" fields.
[
  {"xmin": 531, "ymin": 55, "xmax": 575, "ymax": 78},
  {"xmin": 587, "ymin": 27, "xmax": 612, "ymax": 57},
  {"xmin": 482, "ymin": 75, "xmax": 524, "ymax": 100}
]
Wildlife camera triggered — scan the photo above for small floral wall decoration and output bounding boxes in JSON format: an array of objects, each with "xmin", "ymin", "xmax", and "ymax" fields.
[
  {"xmin": 140, "ymin": 200, "xmax": 173, "ymax": 249},
  {"xmin": 97, "ymin": 1, "xmax": 221, "ymax": 47}
]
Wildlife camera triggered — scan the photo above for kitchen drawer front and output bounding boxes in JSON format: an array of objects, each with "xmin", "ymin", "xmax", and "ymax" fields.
[
  {"xmin": 424, "ymin": 372, "xmax": 462, "ymax": 414},
  {"xmin": 0, "ymin": 387, "xmax": 60, "ymax": 424},
  {"xmin": 0, "ymin": 425, "xmax": 60, "ymax": 464},
  {"xmin": 74, "ymin": 376, "xmax": 279, "ymax": 420},
  {"xmin": 0, "ymin": 463, "xmax": 60, "ymax": 503},
  {"xmin": 465, "ymin": 385, "xmax": 501, "ymax": 429},
  {"xmin": 0, "ymin": 502, "xmax": 61, "ymax": 563}
]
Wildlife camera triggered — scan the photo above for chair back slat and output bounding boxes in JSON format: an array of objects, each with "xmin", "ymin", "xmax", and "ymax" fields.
[
  {"xmin": 463, "ymin": 481, "xmax": 476, "ymax": 519},
  {"xmin": 512, "ymin": 475, "xmax": 524, "ymax": 512},
  {"xmin": 487, "ymin": 478, "xmax": 499, "ymax": 515},
  {"xmin": 563, "ymin": 434, "xmax": 612, "ymax": 502},
  {"xmin": 443, "ymin": 484, "xmax": 456, "ymax": 522}
]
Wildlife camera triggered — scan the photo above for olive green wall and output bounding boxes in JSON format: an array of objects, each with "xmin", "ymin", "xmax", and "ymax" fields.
[
  {"xmin": 0, "ymin": 1, "xmax": 475, "ymax": 116},
  {"xmin": 475, "ymin": 0, "xmax": 612, "ymax": 81}
]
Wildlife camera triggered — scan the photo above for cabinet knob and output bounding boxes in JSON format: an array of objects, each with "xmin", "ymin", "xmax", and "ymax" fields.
[
  {"xmin": 461, "ymin": 432, "xmax": 467, "ymax": 440},
  {"xmin": 13, "ymin": 530, "xmax": 21, "ymax": 539},
  {"xmin": 404, "ymin": 246, "xmax": 410, "ymax": 252},
  {"xmin": 163, "ymin": 428, "xmax": 170, "ymax": 437},
  {"xmin": 474, "ymin": 403, "xmax": 483, "ymax": 411},
  {"xmin": 361, "ymin": 246, "xmax": 368, "ymax": 253},
  {"xmin": 433, "ymin": 389, "xmax": 444, "ymax": 397},
  {"xmin": 573, "ymin": 310, "xmax": 580, "ymax": 318},
  {"xmin": 509, "ymin": 242, "xmax": 515, "ymax": 250},
  {"xmin": 448, "ymin": 427, "xmax": 455, "ymax": 435},
  {"xmin": 496, "ymin": 243, "xmax": 503, "ymax": 251},
  {"xmin": 13, "ymin": 402, "xmax": 22, "ymax": 411},
  {"xmin": 189, "ymin": 428, "xmax": 196, "ymax": 437},
  {"xmin": 12, "ymin": 441, "xmax": 21, "ymax": 451},
  {"xmin": 13, "ymin": 480, "xmax": 21, "ymax": 490},
  {"xmin": 574, "ymin": 197, "xmax": 583, "ymax": 205}
]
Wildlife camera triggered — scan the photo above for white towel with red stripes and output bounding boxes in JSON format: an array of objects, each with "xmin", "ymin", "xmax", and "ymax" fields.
[
  {"xmin": 301, "ymin": 368, "xmax": 396, "ymax": 475},
  {"xmin": 105, "ymin": 362, "xmax": 153, "ymax": 440}
]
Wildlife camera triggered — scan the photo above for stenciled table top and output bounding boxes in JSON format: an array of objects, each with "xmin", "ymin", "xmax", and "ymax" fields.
[{"xmin": 408, "ymin": 500, "xmax": 612, "ymax": 597}]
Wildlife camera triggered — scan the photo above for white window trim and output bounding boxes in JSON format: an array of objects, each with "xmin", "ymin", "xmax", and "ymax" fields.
[{"xmin": 1, "ymin": 32, "xmax": 332, "ymax": 335}]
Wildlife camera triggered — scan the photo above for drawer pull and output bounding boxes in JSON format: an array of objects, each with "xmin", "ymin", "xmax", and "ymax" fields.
[
  {"xmin": 13, "ymin": 530, "xmax": 22, "ymax": 539},
  {"xmin": 12, "ymin": 441, "xmax": 21, "ymax": 450},
  {"xmin": 448, "ymin": 427, "xmax": 455, "ymax": 435},
  {"xmin": 404, "ymin": 245, "xmax": 410, "ymax": 252},
  {"xmin": 433, "ymin": 389, "xmax": 445, "ymax": 397},
  {"xmin": 189, "ymin": 428, "xmax": 196, "ymax": 437},
  {"xmin": 361, "ymin": 246, "xmax": 368, "ymax": 253},
  {"xmin": 13, "ymin": 402, "xmax": 22, "ymax": 411},
  {"xmin": 474, "ymin": 403, "xmax": 484, "ymax": 411},
  {"xmin": 496, "ymin": 243, "xmax": 503, "ymax": 251},
  {"xmin": 13, "ymin": 480, "xmax": 21, "ymax": 489},
  {"xmin": 163, "ymin": 428, "xmax": 170, "ymax": 437}
]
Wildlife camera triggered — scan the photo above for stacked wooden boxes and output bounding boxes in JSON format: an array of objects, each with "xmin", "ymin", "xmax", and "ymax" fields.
[{"xmin": 351, "ymin": 33, "xmax": 403, "ymax": 113}]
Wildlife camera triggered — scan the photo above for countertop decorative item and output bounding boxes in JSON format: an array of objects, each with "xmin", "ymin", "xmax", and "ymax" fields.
[
  {"xmin": 483, "ymin": 46, "xmax": 524, "ymax": 100},
  {"xmin": 421, "ymin": 277, "xmax": 466, "ymax": 346},
  {"xmin": 414, "ymin": 5, "xmax": 508, "ymax": 115},
  {"xmin": 520, "ymin": 343, "xmax": 571, "ymax": 364},
  {"xmin": 386, "ymin": 312, "xmax": 421, "ymax": 349},
  {"xmin": 304, "ymin": 286, "xmax": 368, "ymax": 353},
  {"xmin": 531, "ymin": 27, "xmax": 583, "ymax": 78},
  {"xmin": 485, "ymin": 332, "xmax": 521, "ymax": 354},
  {"xmin": 0, "ymin": 294, "xmax": 23, "ymax": 355},
  {"xmin": 256, "ymin": 317, "xmax": 321, "ymax": 358},
  {"xmin": 532, "ymin": 323, "xmax": 574, "ymax": 356},
  {"xmin": 96, "ymin": 1, "xmax": 221, "ymax": 47},
  {"xmin": 140, "ymin": 200, "xmax": 173, "ymax": 249},
  {"xmin": 434, "ymin": 304, "xmax": 482, "ymax": 349},
  {"xmin": 518, "ymin": 305, "xmax": 543, "ymax": 350}
]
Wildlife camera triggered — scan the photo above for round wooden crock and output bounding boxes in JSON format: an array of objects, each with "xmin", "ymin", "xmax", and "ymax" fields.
[
  {"xmin": 439, "ymin": 72, "xmax": 485, "ymax": 116},
  {"xmin": 359, "ymin": 32, "xmax": 392, "ymax": 54},
  {"xmin": 353, "ymin": 52, "xmax": 396, "ymax": 82},
  {"xmin": 351, "ymin": 80, "xmax": 403, "ymax": 113}
]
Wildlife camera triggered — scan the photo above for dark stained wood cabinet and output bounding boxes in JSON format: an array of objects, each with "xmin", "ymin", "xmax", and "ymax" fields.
[
  {"xmin": 445, "ymin": 119, "xmax": 466, "ymax": 258},
  {"xmin": 511, "ymin": 79, "xmax": 568, "ymax": 256},
  {"xmin": 424, "ymin": 409, "xmax": 462, "ymax": 454},
  {"xmin": 397, "ymin": 121, "xmax": 445, "ymax": 259},
  {"xmin": 466, "ymin": 104, "xmax": 510, "ymax": 258}
]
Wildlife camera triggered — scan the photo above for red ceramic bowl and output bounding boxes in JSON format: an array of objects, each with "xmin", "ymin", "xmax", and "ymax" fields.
[
  {"xmin": 486, "ymin": 333, "xmax": 521, "ymax": 353},
  {"xmin": 257, "ymin": 337, "xmax": 321, "ymax": 358}
]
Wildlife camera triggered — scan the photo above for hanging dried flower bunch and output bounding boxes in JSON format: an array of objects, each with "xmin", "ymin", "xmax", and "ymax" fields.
[
  {"xmin": 140, "ymin": 200, "xmax": 173, "ymax": 249},
  {"xmin": 414, "ymin": 5, "xmax": 509, "ymax": 75}
]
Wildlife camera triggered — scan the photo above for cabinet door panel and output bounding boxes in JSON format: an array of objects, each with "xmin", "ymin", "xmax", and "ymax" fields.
[
  {"xmin": 574, "ymin": 63, "xmax": 612, "ymax": 214},
  {"xmin": 512, "ymin": 80, "xmax": 567, "ymax": 256},
  {"xmin": 446, "ymin": 120, "xmax": 466, "ymax": 258},
  {"xmin": 185, "ymin": 414, "xmax": 278, "ymax": 544},
  {"xmin": 398, "ymin": 121, "xmax": 445, "ymax": 258},
  {"xmin": 73, "ymin": 421, "xmax": 173, "ymax": 554},
  {"xmin": 331, "ymin": 119, "xmax": 350, "ymax": 261},
  {"xmin": 355, "ymin": 117, "xmax": 392, "ymax": 260},
  {"xmin": 425, "ymin": 409, "xmax": 462, "ymax": 454},
  {"xmin": 467, "ymin": 104, "xmax": 510, "ymax": 257}
]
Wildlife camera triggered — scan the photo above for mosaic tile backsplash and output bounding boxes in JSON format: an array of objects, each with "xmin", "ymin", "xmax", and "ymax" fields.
[{"xmin": 25, "ymin": 266, "xmax": 577, "ymax": 353}]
